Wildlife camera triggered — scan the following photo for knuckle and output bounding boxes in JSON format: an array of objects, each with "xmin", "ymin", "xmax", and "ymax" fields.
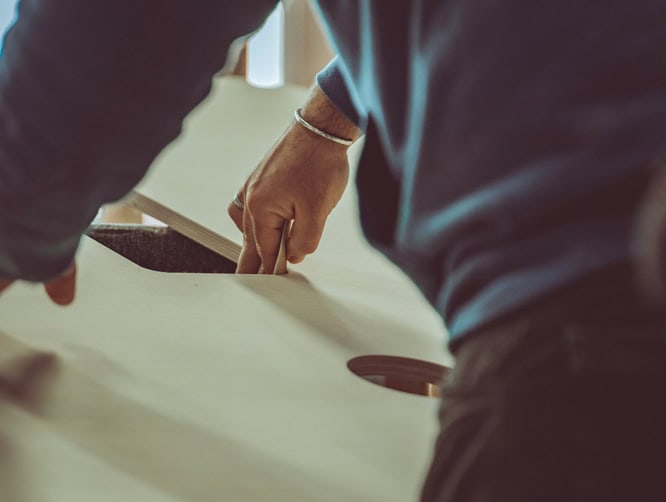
[{"xmin": 244, "ymin": 191, "xmax": 265, "ymax": 214}]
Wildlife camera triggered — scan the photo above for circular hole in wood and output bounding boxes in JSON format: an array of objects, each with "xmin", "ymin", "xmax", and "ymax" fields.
[{"xmin": 347, "ymin": 355, "xmax": 450, "ymax": 397}]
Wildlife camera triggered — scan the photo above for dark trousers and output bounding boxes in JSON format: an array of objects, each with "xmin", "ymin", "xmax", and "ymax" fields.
[{"xmin": 421, "ymin": 296, "xmax": 666, "ymax": 502}]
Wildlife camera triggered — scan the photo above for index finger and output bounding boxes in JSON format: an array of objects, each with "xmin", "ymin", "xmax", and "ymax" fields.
[
  {"xmin": 236, "ymin": 205, "xmax": 263, "ymax": 274},
  {"xmin": 252, "ymin": 212, "xmax": 287, "ymax": 275}
]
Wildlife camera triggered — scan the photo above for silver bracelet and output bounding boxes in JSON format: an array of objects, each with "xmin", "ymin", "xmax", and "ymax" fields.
[{"xmin": 293, "ymin": 108, "xmax": 354, "ymax": 146}]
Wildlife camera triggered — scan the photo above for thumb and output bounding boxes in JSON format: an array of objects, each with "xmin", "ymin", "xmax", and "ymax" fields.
[
  {"xmin": 44, "ymin": 263, "xmax": 77, "ymax": 306},
  {"xmin": 287, "ymin": 213, "xmax": 326, "ymax": 264}
]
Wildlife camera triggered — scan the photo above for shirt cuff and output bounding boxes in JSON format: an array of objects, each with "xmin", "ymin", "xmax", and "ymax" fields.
[{"xmin": 316, "ymin": 57, "xmax": 367, "ymax": 131}]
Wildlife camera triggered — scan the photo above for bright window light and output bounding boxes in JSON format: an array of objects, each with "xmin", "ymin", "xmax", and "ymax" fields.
[{"xmin": 247, "ymin": 3, "xmax": 284, "ymax": 88}]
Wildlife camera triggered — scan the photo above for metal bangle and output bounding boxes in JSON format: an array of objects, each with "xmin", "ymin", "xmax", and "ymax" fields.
[{"xmin": 293, "ymin": 108, "xmax": 354, "ymax": 146}]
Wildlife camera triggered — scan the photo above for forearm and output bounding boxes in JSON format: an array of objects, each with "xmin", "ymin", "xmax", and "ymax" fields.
[{"xmin": 0, "ymin": 0, "xmax": 275, "ymax": 281}]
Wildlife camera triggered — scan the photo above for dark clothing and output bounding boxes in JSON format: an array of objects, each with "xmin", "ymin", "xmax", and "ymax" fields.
[
  {"xmin": 0, "ymin": 0, "xmax": 275, "ymax": 281},
  {"xmin": 422, "ymin": 274, "xmax": 666, "ymax": 501},
  {"xmin": 315, "ymin": 0, "xmax": 666, "ymax": 342}
]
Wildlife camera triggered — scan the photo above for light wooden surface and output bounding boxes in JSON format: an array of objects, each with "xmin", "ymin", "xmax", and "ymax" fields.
[{"xmin": 0, "ymin": 77, "xmax": 451, "ymax": 502}]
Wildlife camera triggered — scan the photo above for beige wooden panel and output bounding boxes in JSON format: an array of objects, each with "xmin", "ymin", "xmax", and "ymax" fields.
[
  {"xmin": 0, "ymin": 75, "xmax": 451, "ymax": 501},
  {"xmin": 0, "ymin": 238, "xmax": 446, "ymax": 501}
]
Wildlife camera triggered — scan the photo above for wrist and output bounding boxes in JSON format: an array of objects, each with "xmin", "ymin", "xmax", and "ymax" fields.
[
  {"xmin": 298, "ymin": 86, "xmax": 363, "ymax": 147},
  {"xmin": 294, "ymin": 109, "xmax": 355, "ymax": 146}
]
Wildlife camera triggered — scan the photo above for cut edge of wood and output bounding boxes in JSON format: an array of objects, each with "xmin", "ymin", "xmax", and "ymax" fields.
[{"xmin": 126, "ymin": 191, "xmax": 242, "ymax": 263}]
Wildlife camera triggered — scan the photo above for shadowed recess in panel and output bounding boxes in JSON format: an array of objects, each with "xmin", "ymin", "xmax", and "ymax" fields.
[
  {"xmin": 348, "ymin": 355, "xmax": 450, "ymax": 398},
  {"xmin": 85, "ymin": 224, "xmax": 236, "ymax": 274}
]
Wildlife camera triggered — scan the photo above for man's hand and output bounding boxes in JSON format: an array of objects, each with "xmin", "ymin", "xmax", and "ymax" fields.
[
  {"xmin": 0, "ymin": 263, "xmax": 77, "ymax": 306},
  {"xmin": 228, "ymin": 86, "xmax": 362, "ymax": 274}
]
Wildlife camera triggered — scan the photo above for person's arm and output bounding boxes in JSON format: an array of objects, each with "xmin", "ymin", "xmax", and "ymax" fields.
[
  {"xmin": 315, "ymin": 57, "xmax": 367, "ymax": 131},
  {"xmin": 228, "ymin": 80, "xmax": 363, "ymax": 274},
  {"xmin": 0, "ymin": 0, "xmax": 276, "ymax": 287}
]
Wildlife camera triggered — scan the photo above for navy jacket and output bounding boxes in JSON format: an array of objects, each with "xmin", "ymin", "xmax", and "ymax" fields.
[
  {"xmin": 2, "ymin": 0, "xmax": 666, "ymax": 342},
  {"xmin": 316, "ymin": 1, "xmax": 666, "ymax": 340}
]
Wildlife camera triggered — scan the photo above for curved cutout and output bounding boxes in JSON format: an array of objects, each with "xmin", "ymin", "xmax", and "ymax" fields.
[{"xmin": 347, "ymin": 355, "xmax": 450, "ymax": 398}]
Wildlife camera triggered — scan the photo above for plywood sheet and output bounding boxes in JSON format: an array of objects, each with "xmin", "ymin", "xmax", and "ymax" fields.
[
  {"xmin": 0, "ymin": 238, "xmax": 446, "ymax": 501},
  {"xmin": 0, "ymin": 76, "xmax": 452, "ymax": 501}
]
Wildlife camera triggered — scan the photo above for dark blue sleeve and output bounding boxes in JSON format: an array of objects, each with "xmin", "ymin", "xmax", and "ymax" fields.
[
  {"xmin": 0, "ymin": 0, "xmax": 276, "ymax": 281},
  {"xmin": 316, "ymin": 57, "xmax": 367, "ymax": 131}
]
